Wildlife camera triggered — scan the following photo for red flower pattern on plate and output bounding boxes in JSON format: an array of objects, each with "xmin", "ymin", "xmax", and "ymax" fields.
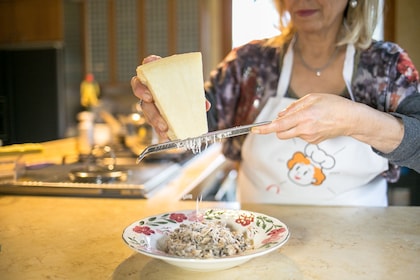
[
  {"xmin": 262, "ymin": 227, "xmax": 286, "ymax": 244},
  {"xmin": 169, "ymin": 213, "xmax": 188, "ymax": 222},
  {"xmin": 235, "ymin": 213, "xmax": 255, "ymax": 226},
  {"xmin": 187, "ymin": 211, "xmax": 204, "ymax": 222},
  {"xmin": 133, "ymin": 225, "xmax": 155, "ymax": 235}
]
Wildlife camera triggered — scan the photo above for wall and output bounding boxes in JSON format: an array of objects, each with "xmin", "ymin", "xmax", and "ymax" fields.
[
  {"xmin": 395, "ymin": 0, "xmax": 420, "ymax": 68},
  {"xmin": 200, "ymin": 0, "xmax": 224, "ymax": 79},
  {"xmin": 388, "ymin": 0, "xmax": 420, "ymax": 205}
]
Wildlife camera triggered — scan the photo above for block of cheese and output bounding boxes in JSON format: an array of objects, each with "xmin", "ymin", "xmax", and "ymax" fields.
[{"xmin": 136, "ymin": 52, "xmax": 208, "ymax": 140}]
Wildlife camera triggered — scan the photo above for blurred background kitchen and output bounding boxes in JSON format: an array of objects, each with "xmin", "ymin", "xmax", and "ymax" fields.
[{"xmin": 0, "ymin": 0, "xmax": 418, "ymax": 204}]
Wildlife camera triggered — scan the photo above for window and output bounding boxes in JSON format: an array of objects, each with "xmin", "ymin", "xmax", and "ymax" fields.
[
  {"xmin": 232, "ymin": 0, "xmax": 384, "ymax": 49},
  {"xmin": 232, "ymin": 0, "xmax": 279, "ymax": 48}
]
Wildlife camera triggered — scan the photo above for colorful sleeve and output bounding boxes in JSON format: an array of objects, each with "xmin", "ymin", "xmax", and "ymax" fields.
[
  {"xmin": 205, "ymin": 41, "xmax": 281, "ymax": 160},
  {"xmin": 354, "ymin": 42, "xmax": 420, "ymax": 177}
]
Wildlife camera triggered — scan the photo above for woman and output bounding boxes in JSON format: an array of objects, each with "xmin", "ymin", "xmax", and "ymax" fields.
[{"xmin": 132, "ymin": 0, "xmax": 420, "ymax": 206}]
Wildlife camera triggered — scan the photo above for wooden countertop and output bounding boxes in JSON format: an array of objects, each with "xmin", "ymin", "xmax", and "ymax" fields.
[{"xmin": 0, "ymin": 196, "xmax": 419, "ymax": 280}]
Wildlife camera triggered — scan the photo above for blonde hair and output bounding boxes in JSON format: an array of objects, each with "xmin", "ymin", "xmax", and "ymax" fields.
[{"xmin": 267, "ymin": 0, "xmax": 379, "ymax": 49}]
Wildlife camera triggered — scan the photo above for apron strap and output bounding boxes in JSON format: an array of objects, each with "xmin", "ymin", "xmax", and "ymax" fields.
[
  {"xmin": 276, "ymin": 36, "xmax": 295, "ymax": 98},
  {"xmin": 343, "ymin": 44, "xmax": 356, "ymax": 101},
  {"xmin": 276, "ymin": 37, "xmax": 356, "ymax": 101}
]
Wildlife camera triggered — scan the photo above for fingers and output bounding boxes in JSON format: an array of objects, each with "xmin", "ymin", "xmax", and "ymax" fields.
[
  {"xmin": 252, "ymin": 117, "xmax": 297, "ymax": 136},
  {"xmin": 252, "ymin": 94, "xmax": 344, "ymax": 143},
  {"xmin": 251, "ymin": 121, "xmax": 279, "ymax": 134},
  {"xmin": 252, "ymin": 101, "xmax": 302, "ymax": 135},
  {"xmin": 141, "ymin": 101, "xmax": 169, "ymax": 139},
  {"xmin": 131, "ymin": 76, "xmax": 154, "ymax": 103},
  {"xmin": 277, "ymin": 95, "xmax": 310, "ymax": 118},
  {"xmin": 252, "ymin": 94, "xmax": 316, "ymax": 135},
  {"xmin": 131, "ymin": 55, "xmax": 162, "ymax": 101},
  {"xmin": 131, "ymin": 55, "xmax": 168, "ymax": 139},
  {"xmin": 142, "ymin": 55, "xmax": 162, "ymax": 64},
  {"xmin": 205, "ymin": 100, "xmax": 211, "ymax": 111}
]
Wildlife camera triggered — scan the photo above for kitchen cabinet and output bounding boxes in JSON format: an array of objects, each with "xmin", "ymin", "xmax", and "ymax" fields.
[
  {"xmin": 85, "ymin": 0, "xmax": 230, "ymax": 84},
  {"xmin": 0, "ymin": 47, "xmax": 66, "ymax": 144},
  {"xmin": 0, "ymin": 0, "xmax": 63, "ymax": 44},
  {"xmin": 85, "ymin": 0, "xmax": 202, "ymax": 84}
]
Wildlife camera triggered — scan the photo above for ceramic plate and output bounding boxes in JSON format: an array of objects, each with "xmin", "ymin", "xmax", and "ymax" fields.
[{"xmin": 122, "ymin": 209, "xmax": 290, "ymax": 272}]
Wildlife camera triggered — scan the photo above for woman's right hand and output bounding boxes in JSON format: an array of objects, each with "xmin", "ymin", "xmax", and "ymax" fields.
[{"xmin": 131, "ymin": 55, "xmax": 170, "ymax": 140}]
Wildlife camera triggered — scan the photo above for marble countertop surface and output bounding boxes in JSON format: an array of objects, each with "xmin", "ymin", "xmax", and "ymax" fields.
[{"xmin": 0, "ymin": 195, "xmax": 419, "ymax": 280}]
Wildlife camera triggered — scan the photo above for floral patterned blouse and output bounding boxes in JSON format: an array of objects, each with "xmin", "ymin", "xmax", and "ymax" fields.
[{"xmin": 205, "ymin": 39, "xmax": 420, "ymax": 182}]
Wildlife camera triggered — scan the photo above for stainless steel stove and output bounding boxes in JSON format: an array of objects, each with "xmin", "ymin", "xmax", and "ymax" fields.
[{"xmin": 0, "ymin": 158, "xmax": 183, "ymax": 198}]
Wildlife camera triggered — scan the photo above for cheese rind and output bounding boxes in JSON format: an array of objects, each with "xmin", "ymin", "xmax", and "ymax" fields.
[{"xmin": 136, "ymin": 52, "xmax": 208, "ymax": 140}]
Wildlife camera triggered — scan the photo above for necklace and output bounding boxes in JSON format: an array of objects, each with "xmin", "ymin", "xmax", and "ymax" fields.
[{"xmin": 296, "ymin": 46, "xmax": 338, "ymax": 77}]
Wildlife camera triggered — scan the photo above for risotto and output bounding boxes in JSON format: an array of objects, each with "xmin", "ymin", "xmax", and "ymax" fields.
[{"xmin": 161, "ymin": 221, "xmax": 253, "ymax": 258}]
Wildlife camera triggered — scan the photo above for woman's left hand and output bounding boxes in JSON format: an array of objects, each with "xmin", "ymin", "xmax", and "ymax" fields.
[{"xmin": 253, "ymin": 93, "xmax": 357, "ymax": 143}]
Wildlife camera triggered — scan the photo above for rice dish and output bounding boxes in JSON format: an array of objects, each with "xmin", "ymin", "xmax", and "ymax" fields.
[{"xmin": 161, "ymin": 221, "xmax": 253, "ymax": 258}]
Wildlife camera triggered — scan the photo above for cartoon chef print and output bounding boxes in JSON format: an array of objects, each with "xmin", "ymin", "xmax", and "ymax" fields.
[{"xmin": 287, "ymin": 144, "xmax": 335, "ymax": 187}]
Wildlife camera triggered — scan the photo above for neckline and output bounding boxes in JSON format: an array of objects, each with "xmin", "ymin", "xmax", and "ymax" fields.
[
  {"xmin": 295, "ymin": 46, "xmax": 339, "ymax": 77},
  {"xmin": 276, "ymin": 36, "xmax": 356, "ymax": 100}
]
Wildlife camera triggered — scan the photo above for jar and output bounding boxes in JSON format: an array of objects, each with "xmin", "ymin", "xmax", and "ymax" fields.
[{"xmin": 77, "ymin": 111, "xmax": 94, "ymax": 155}]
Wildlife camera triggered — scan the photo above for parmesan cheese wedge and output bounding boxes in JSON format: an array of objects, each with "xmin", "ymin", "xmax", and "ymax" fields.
[{"xmin": 136, "ymin": 52, "xmax": 208, "ymax": 140}]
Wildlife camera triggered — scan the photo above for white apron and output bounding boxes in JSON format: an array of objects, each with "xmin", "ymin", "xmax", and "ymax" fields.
[{"xmin": 237, "ymin": 40, "xmax": 389, "ymax": 206}]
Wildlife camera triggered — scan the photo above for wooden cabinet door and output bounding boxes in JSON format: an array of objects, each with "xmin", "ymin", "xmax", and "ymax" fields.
[{"xmin": 0, "ymin": 0, "xmax": 63, "ymax": 44}]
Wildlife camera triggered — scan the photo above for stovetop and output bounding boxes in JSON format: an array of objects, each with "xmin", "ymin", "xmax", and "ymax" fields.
[{"xmin": 0, "ymin": 154, "xmax": 189, "ymax": 198}]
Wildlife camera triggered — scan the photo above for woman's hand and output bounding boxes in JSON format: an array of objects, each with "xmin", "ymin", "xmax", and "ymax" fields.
[
  {"xmin": 252, "ymin": 93, "xmax": 404, "ymax": 153},
  {"xmin": 131, "ymin": 55, "xmax": 212, "ymax": 140},
  {"xmin": 131, "ymin": 55, "xmax": 170, "ymax": 139},
  {"xmin": 254, "ymin": 94, "xmax": 355, "ymax": 143}
]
